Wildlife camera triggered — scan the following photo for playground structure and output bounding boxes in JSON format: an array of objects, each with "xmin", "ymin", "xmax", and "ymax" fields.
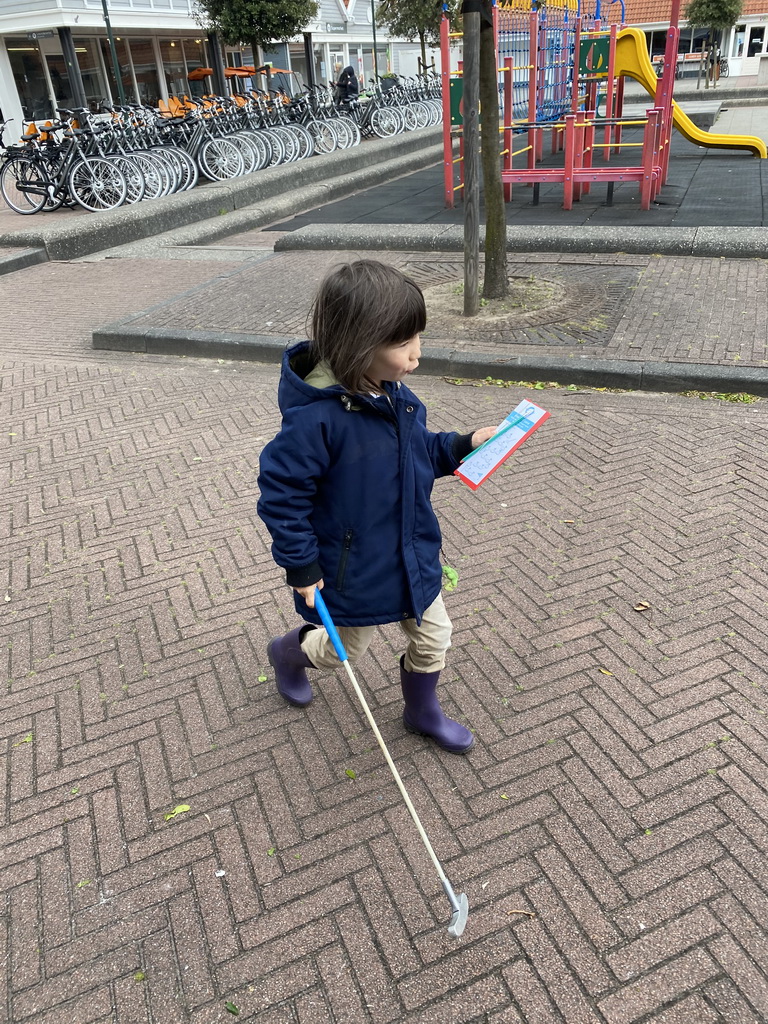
[{"xmin": 440, "ymin": 0, "xmax": 767, "ymax": 210}]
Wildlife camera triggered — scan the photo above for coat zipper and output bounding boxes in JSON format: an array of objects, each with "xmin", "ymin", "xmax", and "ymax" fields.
[{"xmin": 335, "ymin": 528, "xmax": 353, "ymax": 591}]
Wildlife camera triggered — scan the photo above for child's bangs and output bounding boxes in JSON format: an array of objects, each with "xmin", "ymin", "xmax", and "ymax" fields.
[{"xmin": 388, "ymin": 279, "xmax": 427, "ymax": 345}]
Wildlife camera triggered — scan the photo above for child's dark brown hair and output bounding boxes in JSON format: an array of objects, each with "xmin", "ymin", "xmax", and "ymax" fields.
[{"xmin": 310, "ymin": 260, "xmax": 426, "ymax": 394}]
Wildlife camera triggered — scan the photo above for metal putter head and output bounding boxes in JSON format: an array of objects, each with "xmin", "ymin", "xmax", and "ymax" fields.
[{"xmin": 447, "ymin": 892, "xmax": 469, "ymax": 938}]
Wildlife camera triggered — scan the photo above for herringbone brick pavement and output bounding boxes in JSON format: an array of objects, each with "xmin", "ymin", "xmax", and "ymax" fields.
[{"xmin": 2, "ymin": 256, "xmax": 768, "ymax": 1022}]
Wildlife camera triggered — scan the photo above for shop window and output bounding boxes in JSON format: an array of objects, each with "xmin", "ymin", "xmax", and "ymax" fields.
[
  {"xmin": 748, "ymin": 26, "xmax": 765, "ymax": 58},
  {"xmin": 99, "ymin": 36, "xmax": 134, "ymax": 104},
  {"xmin": 330, "ymin": 50, "xmax": 345, "ymax": 81},
  {"xmin": 735, "ymin": 25, "xmax": 745, "ymax": 58},
  {"xmin": 129, "ymin": 38, "xmax": 161, "ymax": 105},
  {"xmin": 5, "ymin": 37, "xmax": 52, "ymax": 120},
  {"xmin": 182, "ymin": 38, "xmax": 208, "ymax": 98},
  {"xmin": 159, "ymin": 39, "xmax": 186, "ymax": 99},
  {"xmin": 46, "ymin": 53, "xmax": 76, "ymax": 114},
  {"xmin": 74, "ymin": 38, "xmax": 108, "ymax": 112}
]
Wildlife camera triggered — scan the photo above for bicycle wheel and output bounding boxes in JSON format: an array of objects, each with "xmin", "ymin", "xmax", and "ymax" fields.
[
  {"xmin": 68, "ymin": 157, "xmax": 127, "ymax": 212},
  {"xmin": 108, "ymin": 155, "xmax": 145, "ymax": 204},
  {"xmin": 130, "ymin": 151, "xmax": 166, "ymax": 200},
  {"xmin": 289, "ymin": 123, "xmax": 316, "ymax": 160},
  {"xmin": 198, "ymin": 137, "xmax": 244, "ymax": 180},
  {"xmin": 401, "ymin": 104, "xmax": 419, "ymax": 131},
  {"xmin": 260, "ymin": 129, "xmax": 286, "ymax": 166},
  {"xmin": 273, "ymin": 126, "xmax": 302, "ymax": 162},
  {"xmin": 149, "ymin": 147, "xmax": 182, "ymax": 194},
  {"xmin": 412, "ymin": 102, "xmax": 431, "ymax": 130},
  {"xmin": 370, "ymin": 107, "xmax": 400, "ymax": 139},
  {"xmin": 168, "ymin": 145, "xmax": 199, "ymax": 190},
  {"xmin": 336, "ymin": 115, "xmax": 361, "ymax": 147},
  {"xmin": 330, "ymin": 117, "xmax": 354, "ymax": 150},
  {"xmin": 241, "ymin": 130, "xmax": 270, "ymax": 170},
  {"xmin": 0, "ymin": 155, "xmax": 47, "ymax": 214},
  {"xmin": 307, "ymin": 119, "xmax": 338, "ymax": 154},
  {"xmin": 229, "ymin": 133, "xmax": 258, "ymax": 174}
]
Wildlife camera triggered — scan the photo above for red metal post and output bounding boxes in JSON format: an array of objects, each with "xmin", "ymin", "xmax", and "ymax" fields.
[
  {"xmin": 528, "ymin": 11, "xmax": 538, "ymax": 169},
  {"xmin": 503, "ymin": 63, "xmax": 513, "ymax": 201},
  {"xmin": 563, "ymin": 113, "xmax": 576, "ymax": 209}
]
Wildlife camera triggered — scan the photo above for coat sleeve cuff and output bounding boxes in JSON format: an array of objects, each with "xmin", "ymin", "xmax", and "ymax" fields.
[
  {"xmin": 451, "ymin": 431, "xmax": 475, "ymax": 464},
  {"xmin": 285, "ymin": 562, "xmax": 323, "ymax": 588}
]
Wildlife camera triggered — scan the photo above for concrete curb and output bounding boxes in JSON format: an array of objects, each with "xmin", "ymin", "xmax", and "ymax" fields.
[
  {"xmin": 91, "ymin": 322, "xmax": 768, "ymax": 396},
  {"xmin": 0, "ymin": 247, "xmax": 48, "ymax": 276},
  {"xmin": 273, "ymin": 222, "xmax": 768, "ymax": 259},
  {"xmin": 0, "ymin": 128, "xmax": 442, "ymax": 262},
  {"xmin": 125, "ymin": 142, "xmax": 443, "ymax": 251}
]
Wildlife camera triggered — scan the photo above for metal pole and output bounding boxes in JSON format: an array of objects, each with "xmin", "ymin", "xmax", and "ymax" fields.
[
  {"xmin": 371, "ymin": 0, "xmax": 379, "ymax": 81},
  {"xmin": 100, "ymin": 0, "xmax": 126, "ymax": 105},
  {"xmin": 57, "ymin": 28, "xmax": 88, "ymax": 110}
]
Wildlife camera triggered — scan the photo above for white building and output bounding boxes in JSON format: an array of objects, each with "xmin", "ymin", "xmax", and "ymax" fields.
[{"xmin": 0, "ymin": 0, "xmax": 440, "ymax": 135}]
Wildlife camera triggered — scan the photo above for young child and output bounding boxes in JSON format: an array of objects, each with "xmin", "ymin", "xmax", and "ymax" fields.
[{"xmin": 257, "ymin": 260, "xmax": 496, "ymax": 754}]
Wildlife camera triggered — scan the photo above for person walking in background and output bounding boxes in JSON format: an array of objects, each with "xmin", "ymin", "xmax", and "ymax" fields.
[{"xmin": 333, "ymin": 64, "xmax": 359, "ymax": 104}]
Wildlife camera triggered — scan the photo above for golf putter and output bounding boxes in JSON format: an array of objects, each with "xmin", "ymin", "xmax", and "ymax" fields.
[{"xmin": 312, "ymin": 590, "xmax": 469, "ymax": 938}]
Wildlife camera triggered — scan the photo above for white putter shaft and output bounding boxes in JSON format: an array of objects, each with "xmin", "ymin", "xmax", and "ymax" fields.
[{"xmin": 313, "ymin": 590, "xmax": 469, "ymax": 938}]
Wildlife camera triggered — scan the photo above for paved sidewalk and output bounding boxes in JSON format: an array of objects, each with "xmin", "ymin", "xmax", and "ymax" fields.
[
  {"xmin": 91, "ymin": 246, "xmax": 768, "ymax": 396},
  {"xmin": 3, "ymin": 244, "xmax": 768, "ymax": 1024},
  {"xmin": 2, "ymin": 99, "xmax": 768, "ymax": 1024}
]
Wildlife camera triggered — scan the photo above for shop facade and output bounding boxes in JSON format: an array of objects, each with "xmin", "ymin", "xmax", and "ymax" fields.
[{"xmin": 0, "ymin": 0, "xmax": 435, "ymax": 136}]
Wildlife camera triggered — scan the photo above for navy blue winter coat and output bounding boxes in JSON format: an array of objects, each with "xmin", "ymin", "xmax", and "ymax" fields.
[{"xmin": 257, "ymin": 341, "xmax": 473, "ymax": 627}]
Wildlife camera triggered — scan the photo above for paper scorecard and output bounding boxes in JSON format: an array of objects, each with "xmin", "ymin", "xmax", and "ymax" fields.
[{"xmin": 454, "ymin": 399, "xmax": 549, "ymax": 491}]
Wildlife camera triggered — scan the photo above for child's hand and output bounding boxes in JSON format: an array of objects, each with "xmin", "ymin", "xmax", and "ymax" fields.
[
  {"xmin": 295, "ymin": 580, "xmax": 324, "ymax": 607},
  {"xmin": 471, "ymin": 426, "xmax": 498, "ymax": 448}
]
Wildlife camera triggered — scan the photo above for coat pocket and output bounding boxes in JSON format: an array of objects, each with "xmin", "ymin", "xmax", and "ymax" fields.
[{"xmin": 335, "ymin": 528, "xmax": 354, "ymax": 592}]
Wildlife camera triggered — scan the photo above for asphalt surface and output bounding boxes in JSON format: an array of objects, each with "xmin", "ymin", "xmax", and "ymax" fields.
[
  {"xmin": 265, "ymin": 104, "xmax": 768, "ymax": 230},
  {"xmin": 2, "ymin": 97, "xmax": 768, "ymax": 1024}
]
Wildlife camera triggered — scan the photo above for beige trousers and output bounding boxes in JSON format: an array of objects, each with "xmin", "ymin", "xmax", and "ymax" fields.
[{"xmin": 300, "ymin": 592, "xmax": 452, "ymax": 675}]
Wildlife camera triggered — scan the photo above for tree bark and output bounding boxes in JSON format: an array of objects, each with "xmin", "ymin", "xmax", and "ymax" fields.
[
  {"xmin": 479, "ymin": 1, "xmax": 507, "ymax": 298},
  {"xmin": 462, "ymin": 6, "xmax": 480, "ymax": 317}
]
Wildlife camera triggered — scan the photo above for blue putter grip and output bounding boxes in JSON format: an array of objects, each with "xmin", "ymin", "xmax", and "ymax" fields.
[{"xmin": 312, "ymin": 590, "xmax": 348, "ymax": 663}]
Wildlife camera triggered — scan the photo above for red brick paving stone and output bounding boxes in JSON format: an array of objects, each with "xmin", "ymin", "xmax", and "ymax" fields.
[
  {"xmin": 606, "ymin": 905, "xmax": 723, "ymax": 983},
  {"xmin": 142, "ymin": 928, "xmax": 188, "ymax": 1024},
  {"xmin": 46, "ymin": 907, "xmax": 167, "ymax": 976},
  {"xmin": 503, "ymin": 958, "xmax": 562, "ymax": 1023},
  {"xmin": 487, "ymin": 1004, "xmax": 527, "ymax": 1024},
  {"xmin": 708, "ymin": 933, "xmax": 768, "ymax": 1019},
  {"xmin": 524, "ymin": 876, "xmax": 615, "ymax": 996},
  {"xmin": 6, "ymin": 256, "xmax": 768, "ymax": 1021},
  {"xmin": 113, "ymin": 971, "xmax": 152, "ymax": 1024},
  {"xmin": 642, "ymin": 993, "xmax": 720, "ymax": 1023},
  {"xmin": 405, "ymin": 975, "xmax": 514, "ymax": 1023},
  {"xmin": 294, "ymin": 988, "xmax": 335, "ymax": 1024},
  {"xmin": 704, "ymin": 978, "xmax": 764, "ymax": 1023},
  {"xmin": 398, "ymin": 933, "xmax": 517, "ymax": 1011},
  {"xmin": 598, "ymin": 947, "xmax": 723, "ymax": 1024},
  {"xmin": 24, "ymin": 987, "xmax": 116, "ymax": 1024},
  {"xmin": 196, "ymin": 961, "xmax": 320, "ymax": 1023}
]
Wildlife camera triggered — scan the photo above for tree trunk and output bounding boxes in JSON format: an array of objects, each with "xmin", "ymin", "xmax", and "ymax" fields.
[
  {"xmin": 420, "ymin": 32, "xmax": 427, "ymax": 75},
  {"xmin": 479, "ymin": 1, "xmax": 507, "ymax": 298},
  {"xmin": 462, "ymin": 6, "xmax": 481, "ymax": 317}
]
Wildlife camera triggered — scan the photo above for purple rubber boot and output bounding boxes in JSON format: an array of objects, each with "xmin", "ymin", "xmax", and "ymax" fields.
[
  {"xmin": 267, "ymin": 626, "xmax": 315, "ymax": 707},
  {"xmin": 400, "ymin": 656, "xmax": 474, "ymax": 754}
]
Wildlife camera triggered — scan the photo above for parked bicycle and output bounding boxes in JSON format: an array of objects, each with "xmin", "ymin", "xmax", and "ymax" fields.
[{"xmin": 0, "ymin": 111, "xmax": 128, "ymax": 214}]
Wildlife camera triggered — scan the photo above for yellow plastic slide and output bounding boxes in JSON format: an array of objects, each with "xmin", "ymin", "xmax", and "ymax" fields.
[{"xmin": 615, "ymin": 26, "xmax": 767, "ymax": 158}]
